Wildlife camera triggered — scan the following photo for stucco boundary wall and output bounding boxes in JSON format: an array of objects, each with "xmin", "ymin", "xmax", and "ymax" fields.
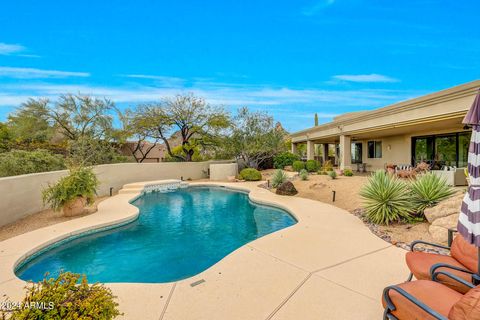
[{"xmin": 0, "ymin": 160, "xmax": 233, "ymax": 227}]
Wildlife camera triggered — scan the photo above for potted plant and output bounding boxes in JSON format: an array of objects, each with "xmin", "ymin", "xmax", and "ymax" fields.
[{"xmin": 42, "ymin": 167, "xmax": 99, "ymax": 216}]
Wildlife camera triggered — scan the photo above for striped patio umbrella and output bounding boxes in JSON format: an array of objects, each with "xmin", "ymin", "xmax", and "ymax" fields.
[{"xmin": 458, "ymin": 91, "xmax": 480, "ymax": 279}]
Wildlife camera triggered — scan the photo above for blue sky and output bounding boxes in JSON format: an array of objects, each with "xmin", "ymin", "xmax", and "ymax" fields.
[{"xmin": 0, "ymin": 0, "xmax": 479, "ymax": 132}]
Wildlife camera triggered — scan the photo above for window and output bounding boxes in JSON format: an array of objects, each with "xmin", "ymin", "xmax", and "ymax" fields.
[
  {"xmin": 351, "ymin": 142, "xmax": 363, "ymax": 164},
  {"xmin": 411, "ymin": 132, "xmax": 471, "ymax": 168},
  {"xmin": 368, "ymin": 141, "xmax": 382, "ymax": 158}
]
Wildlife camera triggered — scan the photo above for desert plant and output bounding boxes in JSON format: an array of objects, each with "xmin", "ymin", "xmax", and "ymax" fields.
[
  {"xmin": 42, "ymin": 167, "xmax": 99, "ymax": 212},
  {"xmin": 1, "ymin": 272, "xmax": 121, "ymax": 319},
  {"xmin": 409, "ymin": 172, "xmax": 454, "ymax": 214},
  {"xmin": 343, "ymin": 168, "xmax": 354, "ymax": 176},
  {"xmin": 322, "ymin": 160, "xmax": 333, "ymax": 172},
  {"xmin": 328, "ymin": 170, "xmax": 337, "ymax": 179},
  {"xmin": 0, "ymin": 149, "xmax": 66, "ymax": 177},
  {"xmin": 359, "ymin": 170, "xmax": 412, "ymax": 225},
  {"xmin": 273, "ymin": 152, "xmax": 300, "ymax": 169},
  {"xmin": 239, "ymin": 168, "xmax": 262, "ymax": 181},
  {"xmin": 305, "ymin": 160, "xmax": 319, "ymax": 172},
  {"xmin": 299, "ymin": 169, "xmax": 309, "ymax": 180},
  {"xmin": 292, "ymin": 160, "xmax": 305, "ymax": 172},
  {"xmin": 271, "ymin": 169, "xmax": 288, "ymax": 188}
]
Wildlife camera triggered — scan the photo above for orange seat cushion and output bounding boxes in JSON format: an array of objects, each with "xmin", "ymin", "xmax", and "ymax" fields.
[
  {"xmin": 406, "ymin": 251, "xmax": 473, "ymax": 293},
  {"xmin": 451, "ymin": 236, "xmax": 479, "ymax": 274},
  {"xmin": 449, "ymin": 286, "xmax": 480, "ymax": 319},
  {"xmin": 382, "ymin": 280, "xmax": 462, "ymax": 320}
]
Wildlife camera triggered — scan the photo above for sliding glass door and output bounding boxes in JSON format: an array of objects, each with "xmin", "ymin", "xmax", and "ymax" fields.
[{"xmin": 411, "ymin": 131, "xmax": 471, "ymax": 169}]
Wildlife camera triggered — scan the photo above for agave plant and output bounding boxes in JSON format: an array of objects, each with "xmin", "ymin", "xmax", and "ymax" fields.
[
  {"xmin": 409, "ymin": 172, "xmax": 454, "ymax": 214},
  {"xmin": 271, "ymin": 169, "xmax": 288, "ymax": 188},
  {"xmin": 299, "ymin": 169, "xmax": 309, "ymax": 181},
  {"xmin": 359, "ymin": 170, "xmax": 412, "ymax": 225}
]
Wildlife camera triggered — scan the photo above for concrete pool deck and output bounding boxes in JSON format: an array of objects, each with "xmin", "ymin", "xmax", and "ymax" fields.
[{"xmin": 0, "ymin": 181, "xmax": 408, "ymax": 319}]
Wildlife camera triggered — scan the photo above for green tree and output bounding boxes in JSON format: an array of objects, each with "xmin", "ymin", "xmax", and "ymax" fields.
[
  {"xmin": 0, "ymin": 122, "xmax": 12, "ymax": 152},
  {"xmin": 144, "ymin": 94, "xmax": 230, "ymax": 162},
  {"xmin": 7, "ymin": 98, "xmax": 54, "ymax": 144},
  {"xmin": 225, "ymin": 107, "xmax": 287, "ymax": 169},
  {"xmin": 117, "ymin": 106, "xmax": 161, "ymax": 163},
  {"xmin": 314, "ymin": 113, "xmax": 319, "ymax": 126}
]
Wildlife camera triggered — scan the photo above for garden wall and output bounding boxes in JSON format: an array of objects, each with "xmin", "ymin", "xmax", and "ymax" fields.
[{"xmin": 0, "ymin": 160, "xmax": 232, "ymax": 227}]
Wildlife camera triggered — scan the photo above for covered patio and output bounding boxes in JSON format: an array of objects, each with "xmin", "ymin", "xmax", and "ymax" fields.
[{"xmin": 290, "ymin": 80, "xmax": 480, "ymax": 185}]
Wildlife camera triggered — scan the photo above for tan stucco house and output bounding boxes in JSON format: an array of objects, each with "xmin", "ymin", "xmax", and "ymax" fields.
[{"xmin": 290, "ymin": 80, "xmax": 480, "ymax": 185}]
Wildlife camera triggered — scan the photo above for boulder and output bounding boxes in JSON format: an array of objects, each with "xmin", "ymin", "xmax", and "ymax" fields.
[
  {"xmin": 424, "ymin": 192, "xmax": 464, "ymax": 223},
  {"xmin": 429, "ymin": 225, "xmax": 448, "ymax": 243},
  {"xmin": 276, "ymin": 181, "xmax": 298, "ymax": 196},
  {"xmin": 284, "ymin": 166, "xmax": 293, "ymax": 172}
]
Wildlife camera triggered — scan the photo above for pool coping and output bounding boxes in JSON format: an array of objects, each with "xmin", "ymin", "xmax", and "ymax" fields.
[
  {"xmin": 0, "ymin": 180, "xmax": 408, "ymax": 319},
  {"xmin": 0, "ymin": 180, "xmax": 301, "ymax": 286}
]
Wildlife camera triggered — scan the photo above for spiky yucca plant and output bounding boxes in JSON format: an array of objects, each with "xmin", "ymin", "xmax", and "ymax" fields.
[
  {"xmin": 359, "ymin": 170, "xmax": 412, "ymax": 225},
  {"xmin": 409, "ymin": 172, "xmax": 454, "ymax": 214},
  {"xmin": 271, "ymin": 169, "xmax": 288, "ymax": 188}
]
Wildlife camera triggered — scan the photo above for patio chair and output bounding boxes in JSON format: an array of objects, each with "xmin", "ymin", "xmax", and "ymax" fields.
[
  {"xmin": 382, "ymin": 271, "xmax": 480, "ymax": 319},
  {"xmin": 405, "ymin": 230, "xmax": 478, "ymax": 293}
]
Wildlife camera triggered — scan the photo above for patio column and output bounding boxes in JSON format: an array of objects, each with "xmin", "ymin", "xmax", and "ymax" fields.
[
  {"xmin": 321, "ymin": 143, "xmax": 328, "ymax": 164},
  {"xmin": 339, "ymin": 135, "xmax": 351, "ymax": 170},
  {"xmin": 291, "ymin": 142, "xmax": 297, "ymax": 154},
  {"xmin": 306, "ymin": 140, "xmax": 315, "ymax": 160}
]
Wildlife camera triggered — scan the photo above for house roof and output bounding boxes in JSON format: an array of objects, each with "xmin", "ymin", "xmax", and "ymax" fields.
[{"xmin": 291, "ymin": 79, "xmax": 480, "ymax": 140}]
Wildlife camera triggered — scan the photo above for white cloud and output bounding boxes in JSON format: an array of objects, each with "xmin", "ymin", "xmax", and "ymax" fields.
[
  {"xmin": 0, "ymin": 67, "xmax": 90, "ymax": 79},
  {"xmin": 0, "ymin": 43, "xmax": 26, "ymax": 55},
  {"xmin": 302, "ymin": 0, "xmax": 335, "ymax": 16},
  {"xmin": 332, "ymin": 73, "xmax": 399, "ymax": 83},
  {"xmin": 0, "ymin": 81, "xmax": 417, "ymax": 111}
]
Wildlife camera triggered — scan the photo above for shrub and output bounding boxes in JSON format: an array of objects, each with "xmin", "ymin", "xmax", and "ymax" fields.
[
  {"xmin": 1, "ymin": 272, "xmax": 121, "ymax": 319},
  {"xmin": 0, "ymin": 149, "xmax": 65, "ymax": 177},
  {"xmin": 271, "ymin": 169, "xmax": 288, "ymax": 188},
  {"xmin": 409, "ymin": 172, "xmax": 454, "ymax": 214},
  {"xmin": 359, "ymin": 170, "xmax": 412, "ymax": 225},
  {"xmin": 239, "ymin": 168, "xmax": 262, "ymax": 181},
  {"xmin": 328, "ymin": 170, "xmax": 337, "ymax": 179},
  {"xmin": 343, "ymin": 168, "xmax": 354, "ymax": 176},
  {"xmin": 42, "ymin": 167, "xmax": 99, "ymax": 211},
  {"xmin": 299, "ymin": 169, "xmax": 308, "ymax": 180},
  {"xmin": 322, "ymin": 160, "xmax": 333, "ymax": 172},
  {"xmin": 273, "ymin": 152, "xmax": 300, "ymax": 169},
  {"xmin": 292, "ymin": 160, "xmax": 305, "ymax": 172},
  {"xmin": 305, "ymin": 160, "xmax": 319, "ymax": 172}
]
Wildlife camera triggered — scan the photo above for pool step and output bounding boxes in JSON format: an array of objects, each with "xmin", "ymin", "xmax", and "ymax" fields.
[{"xmin": 119, "ymin": 180, "xmax": 189, "ymax": 194}]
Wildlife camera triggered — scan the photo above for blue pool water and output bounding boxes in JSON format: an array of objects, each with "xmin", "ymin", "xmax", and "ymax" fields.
[{"xmin": 16, "ymin": 187, "xmax": 296, "ymax": 283}]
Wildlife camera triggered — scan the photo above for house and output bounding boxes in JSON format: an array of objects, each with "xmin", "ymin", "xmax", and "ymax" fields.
[{"xmin": 290, "ymin": 80, "xmax": 480, "ymax": 185}]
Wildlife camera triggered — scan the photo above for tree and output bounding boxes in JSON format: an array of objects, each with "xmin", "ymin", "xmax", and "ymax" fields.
[
  {"xmin": 226, "ymin": 107, "xmax": 287, "ymax": 169},
  {"xmin": 117, "ymin": 106, "xmax": 160, "ymax": 163},
  {"xmin": 7, "ymin": 98, "xmax": 54, "ymax": 144},
  {"xmin": 49, "ymin": 94, "xmax": 115, "ymax": 141},
  {"xmin": 145, "ymin": 94, "xmax": 230, "ymax": 162},
  {"xmin": 0, "ymin": 122, "xmax": 12, "ymax": 152},
  {"xmin": 314, "ymin": 113, "xmax": 319, "ymax": 126}
]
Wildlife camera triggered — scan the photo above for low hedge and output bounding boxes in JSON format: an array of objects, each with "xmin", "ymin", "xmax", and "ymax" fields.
[
  {"xmin": 239, "ymin": 168, "xmax": 262, "ymax": 181},
  {"xmin": 305, "ymin": 160, "xmax": 319, "ymax": 172},
  {"xmin": 292, "ymin": 160, "xmax": 305, "ymax": 172},
  {"xmin": 273, "ymin": 152, "xmax": 300, "ymax": 169}
]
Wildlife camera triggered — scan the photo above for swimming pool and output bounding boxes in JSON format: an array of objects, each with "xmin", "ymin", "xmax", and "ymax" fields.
[{"xmin": 16, "ymin": 186, "xmax": 296, "ymax": 283}]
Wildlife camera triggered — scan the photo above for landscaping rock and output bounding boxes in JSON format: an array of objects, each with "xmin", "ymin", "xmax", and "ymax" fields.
[
  {"xmin": 424, "ymin": 192, "xmax": 464, "ymax": 223},
  {"xmin": 276, "ymin": 181, "xmax": 298, "ymax": 196},
  {"xmin": 284, "ymin": 165, "xmax": 293, "ymax": 172}
]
